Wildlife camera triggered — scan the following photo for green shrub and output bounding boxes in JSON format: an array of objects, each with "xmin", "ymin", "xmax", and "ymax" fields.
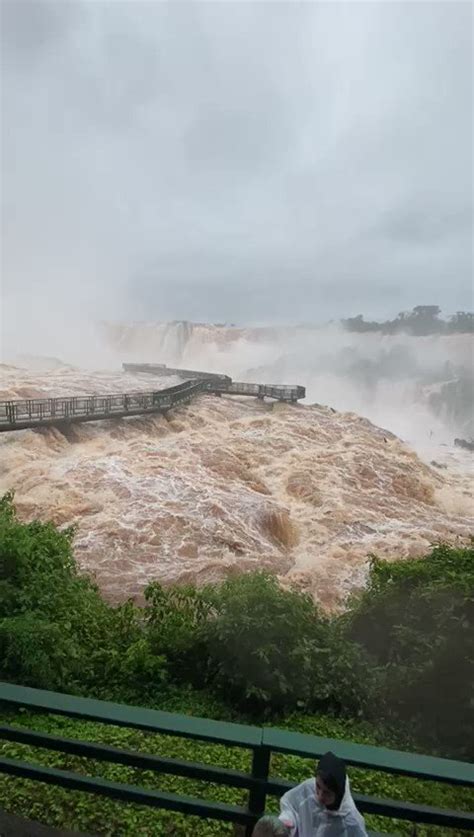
[
  {"xmin": 1, "ymin": 491, "xmax": 472, "ymax": 760},
  {"xmin": 345, "ymin": 543, "xmax": 474, "ymax": 758},
  {"xmin": 144, "ymin": 582, "xmax": 212, "ymax": 684},
  {"xmin": 0, "ymin": 491, "xmax": 167, "ymax": 700},
  {"xmin": 198, "ymin": 572, "xmax": 368, "ymax": 716}
]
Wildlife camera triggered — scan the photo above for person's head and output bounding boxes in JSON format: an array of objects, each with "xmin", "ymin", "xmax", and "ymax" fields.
[
  {"xmin": 315, "ymin": 751, "xmax": 347, "ymax": 811},
  {"xmin": 252, "ymin": 814, "xmax": 291, "ymax": 836}
]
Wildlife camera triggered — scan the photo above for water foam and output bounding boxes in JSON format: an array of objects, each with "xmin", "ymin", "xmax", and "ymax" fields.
[{"xmin": 1, "ymin": 363, "xmax": 471, "ymax": 609}]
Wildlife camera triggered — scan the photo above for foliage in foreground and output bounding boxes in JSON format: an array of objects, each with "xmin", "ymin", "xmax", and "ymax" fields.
[
  {"xmin": 346, "ymin": 544, "xmax": 474, "ymax": 757},
  {"xmin": 0, "ymin": 490, "xmax": 473, "ymax": 761}
]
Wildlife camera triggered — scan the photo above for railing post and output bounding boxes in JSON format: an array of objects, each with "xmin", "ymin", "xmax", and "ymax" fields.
[{"xmin": 246, "ymin": 744, "xmax": 271, "ymax": 837}]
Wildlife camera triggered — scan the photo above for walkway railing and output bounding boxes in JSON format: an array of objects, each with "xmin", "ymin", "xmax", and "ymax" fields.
[
  {"xmin": 223, "ymin": 382, "xmax": 306, "ymax": 402},
  {"xmin": 123, "ymin": 363, "xmax": 306, "ymax": 402},
  {"xmin": 0, "ymin": 683, "xmax": 472, "ymax": 835},
  {"xmin": 0, "ymin": 376, "xmax": 306, "ymax": 432},
  {"xmin": 0, "ymin": 380, "xmax": 208, "ymax": 432},
  {"xmin": 122, "ymin": 362, "xmax": 232, "ymax": 384}
]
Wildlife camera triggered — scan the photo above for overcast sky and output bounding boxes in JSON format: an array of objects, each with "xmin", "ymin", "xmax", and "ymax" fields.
[{"xmin": 1, "ymin": 0, "xmax": 472, "ymax": 334}]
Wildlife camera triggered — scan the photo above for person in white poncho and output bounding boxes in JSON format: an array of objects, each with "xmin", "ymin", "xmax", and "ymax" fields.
[{"xmin": 278, "ymin": 751, "xmax": 368, "ymax": 836}]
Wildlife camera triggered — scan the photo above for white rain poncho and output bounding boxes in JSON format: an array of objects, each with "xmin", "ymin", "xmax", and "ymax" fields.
[{"xmin": 279, "ymin": 776, "xmax": 368, "ymax": 836}]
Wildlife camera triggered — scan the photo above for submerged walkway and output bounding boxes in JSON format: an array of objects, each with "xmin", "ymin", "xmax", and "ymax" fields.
[{"xmin": 0, "ymin": 366, "xmax": 305, "ymax": 433}]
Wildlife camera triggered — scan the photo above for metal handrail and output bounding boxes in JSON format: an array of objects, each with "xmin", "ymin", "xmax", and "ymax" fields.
[
  {"xmin": 0, "ymin": 683, "xmax": 472, "ymax": 835},
  {"xmin": 0, "ymin": 377, "xmax": 306, "ymax": 432}
]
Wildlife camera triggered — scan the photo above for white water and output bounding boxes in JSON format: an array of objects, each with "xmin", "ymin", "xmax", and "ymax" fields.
[{"xmin": 0, "ymin": 348, "xmax": 472, "ymax": 609}]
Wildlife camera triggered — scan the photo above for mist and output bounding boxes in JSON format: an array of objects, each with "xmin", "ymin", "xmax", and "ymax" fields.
[
  {"xmin": 91, "ymin": 319, "xmax": 471, "ymax": 453},
  {"xmin": 1, "ymin": 0, "xmax": 472, "ymax": 355}
]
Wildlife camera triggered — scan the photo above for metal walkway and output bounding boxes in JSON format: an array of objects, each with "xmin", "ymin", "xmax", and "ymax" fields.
[
  {"xmin": 123, "ymin": 363, "xmax": 306, "ymax": 403},
  {"xmin": 0, "ymin": 372, "xmax": 305, "ymax": 433}
]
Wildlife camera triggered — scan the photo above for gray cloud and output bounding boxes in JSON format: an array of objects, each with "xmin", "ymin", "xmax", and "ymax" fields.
[
  {"xmin": 0, "ymin": 0, "xmax": 78, "ymax": 63},
  {"xmin": 376, "ymin": 203, "xmax": 473, "ymax": 244},
  {"xmin": 1, "ymin": 0, "xmax": 472, "ymax": 349}
]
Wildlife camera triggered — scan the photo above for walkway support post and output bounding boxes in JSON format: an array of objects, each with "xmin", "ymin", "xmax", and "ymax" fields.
[{"xmin": 246, "ymin": 745, "xmax": 271, "ymax": 836}]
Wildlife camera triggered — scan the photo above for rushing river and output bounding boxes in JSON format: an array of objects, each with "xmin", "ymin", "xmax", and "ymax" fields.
[{"xmin": 1, "ymin": 358, "xmax": 472, "ymax": 610}]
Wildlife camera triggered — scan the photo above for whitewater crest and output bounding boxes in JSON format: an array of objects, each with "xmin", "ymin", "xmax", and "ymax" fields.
[{"xmin": 1, "ymin": 363, "xmax": 472, "ymax": 609}]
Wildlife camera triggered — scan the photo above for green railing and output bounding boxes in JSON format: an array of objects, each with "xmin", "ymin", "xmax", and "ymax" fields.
[{"xmin": 0, "ymin": 683, "xmax": 472, "ymax": 835}]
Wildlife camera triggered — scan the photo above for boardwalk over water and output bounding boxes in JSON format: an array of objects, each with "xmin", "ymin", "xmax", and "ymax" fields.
[{"xmin": 0, "ymin": 367, "xmax": 305, "ymax": 433}]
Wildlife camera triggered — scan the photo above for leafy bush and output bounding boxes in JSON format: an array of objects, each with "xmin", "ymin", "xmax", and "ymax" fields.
[
  {"xmin": 144, "ymin": 581, "xmax": 212, "ymax": 684},
  {"xmin": 203, "ymin": 571, "xmax": 324, "ymax": 710},
  {"xmin": 1, "ymin": 491, "xmax": 472, "ymax": 760},
  {"xmin": 345, "ymin": 543, "xmax": 474, "ymax": 758},
  {"xmin": 0, "ymin": 491, "xmax": 167, "ymax": 699},
  {"xmin": 198, "ymin": 572, "xmax": 369, "ymax": 716},
  {"xmin": 91, "ymin": 600, "xmax": 169, "ymax": 703}
]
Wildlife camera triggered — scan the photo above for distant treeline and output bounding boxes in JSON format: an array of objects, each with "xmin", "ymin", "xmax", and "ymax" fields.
[{"xmin": 342, "ymin": 306, "xmax": 473, "ymax": 335}]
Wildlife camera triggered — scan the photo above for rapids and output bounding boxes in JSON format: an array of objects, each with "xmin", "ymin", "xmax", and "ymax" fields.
[{"xmin": 0, "ymin": 361, "xmax": 472, "ymax": 609}]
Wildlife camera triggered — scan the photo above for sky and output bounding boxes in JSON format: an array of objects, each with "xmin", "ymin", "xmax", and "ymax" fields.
[{"xmin": 1, "ymin": 0, "xmax": 473, "ymax": 343}]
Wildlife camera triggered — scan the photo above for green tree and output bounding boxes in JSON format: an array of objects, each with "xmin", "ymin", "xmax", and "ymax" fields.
[
  {"xmin": 448, "ymin": 311, "xmax": 474, "ymax": 333},
  {"xmin": 345, "ymin": 543, "xmax": 474, "ymax": 758},
  {"xmin": 144, "ymin": 581, "xmax": 212, "ymax": 683},
  {"xmin": 200, "ymin": 572, "xmax": 368, "ymax": 715},
  {"xmin": 0, "ymin": 491, "xmax": 166, "ymax": 698}
]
